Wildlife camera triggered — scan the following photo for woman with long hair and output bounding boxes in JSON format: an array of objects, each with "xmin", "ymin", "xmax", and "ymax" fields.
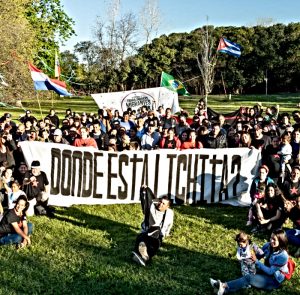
[
  {"xmin": 0, "ymin": 195, "xmax": 33, "ymax": 248},
  {"xmin": 210, "ymin": 229, "xmax": 289, "ymax": 294}
]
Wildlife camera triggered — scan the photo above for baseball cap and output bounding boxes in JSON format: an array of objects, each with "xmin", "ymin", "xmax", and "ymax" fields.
[{"xmin": 53, "ymin": 129, "xmax": 62, "ymax": 136}]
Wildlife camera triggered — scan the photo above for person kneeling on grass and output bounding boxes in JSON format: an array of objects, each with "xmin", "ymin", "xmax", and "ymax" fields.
[
  {"xmin": 210, "ymin": 229, "xmax": 289, "ymax": 294},
  {"xmin": 0, "ymin": 195, "xmax": 33, "ymax": 248},
  {"xmin": 132, "ymin": 185, "xmax": 174, "ymax": 266}
]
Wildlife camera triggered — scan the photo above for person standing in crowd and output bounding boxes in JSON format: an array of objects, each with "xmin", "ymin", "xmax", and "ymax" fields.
[
  {"xmin": 290, "ymin": 128, "xmax": 300, "ymax": 165},
  {"xmin": 280, "ymin": 165, "xmax": 300, "ymax": 201},
  {"xmin": 180, "ymin": 129, "xmax": 203, "ymax": 150},
  {"xmin": 120, "ymin": 111, "xmax": 135, "ymax": 135},
  {"xmin": 251, "ymin": 123, "xmax": 272, "ymax": 151},
  {"xmin": 175, "ymin": 112, "xmax": 190, "ymax": 136},
  {"xmin": 160, "ymin": 108, "xmax": 177, "ymax": 129},
  {"xmin": 23, "ymin": 161, "xmax": 50, "ymax": 216},
  {"xmin": 132, "ymin": 185, "xmax": 173, "ymax": 266},
  {"xmin": 263, "ymin": 136, "xmax": 281, "ymax": 183},
  {"xmin": 0, "ymin": 195, "xmax": 33, "ymax": 248},
  {"xmin": 210, "ymin": 229, "xmax": 289, "ymax": 294},
  {"xmin": 277, "ymin": 133, "xmax": 292, "ymax": 181},
  {"xmin": 205, "ymin": 122, "xmax": 228, "ymax": 149},
  {"xmin": 159, "ymin": 127, "xmax": 181, "ymax": 150},
  {"xmin": 47, "ymin": 109, "xmax": 60, "ymax": 128},
  {"xmin": 73, "ymin": 126, "xmax": 98, "ymax": 148},
  {"xmin": 91, "ymin": 120, "xmax": 109, "ymax": 150},
  {"xmin": 141, "ymin": 121, "xmax": 160, "ymax": 150},
  {"xmin": 51, "ymin": 129, "xmax": 70, "ymax": 145}
]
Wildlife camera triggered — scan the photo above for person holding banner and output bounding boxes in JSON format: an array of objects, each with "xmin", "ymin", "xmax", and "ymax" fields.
[
  {"xmin": 23, "ymin": 161, "xmax": 50, "ymax": 216},
  {"xmin": 132, "ymin": 185, "xmax": 173, "ymax": 266}
]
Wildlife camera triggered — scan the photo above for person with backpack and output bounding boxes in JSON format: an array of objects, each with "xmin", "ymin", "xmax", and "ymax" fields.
[
  {"xmin": 210, "ymin": 229, "xmax": 290, "ymax": 294},
  {"xmin": 132, "ymin": 185, "xmax": 174, "ymax": 266}
]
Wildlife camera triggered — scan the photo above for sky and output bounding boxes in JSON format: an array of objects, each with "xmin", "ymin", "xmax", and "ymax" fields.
[{"xmin": 60, "ymin": 0, "xmax": 300, "ymax": 51}]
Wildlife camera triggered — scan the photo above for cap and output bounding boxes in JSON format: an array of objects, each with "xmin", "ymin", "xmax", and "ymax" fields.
[
  {"xmin": 193, "ymin": 115, "xmax": 200, "ymax": 121},
  {"xmin": 53, "ymin": 129, "xmax": 62, "ymax": 136},
  {"xmin": 112, "ymin": 119, "xmax": 120, "ymax": 125},
  {"xmin": 4, "ymin": 113, "xmax": 11, "ymax": 118},
  {"xmin": 254, "ymin": 124, "xmax": 262, "ymax": 130},
  {"xmin": 26, "ymin": 110, "xmax": 31, "ymax": 114},
  {"xmin": 31, "ymin": 160, "xmax": 40, "ymax": 168}
]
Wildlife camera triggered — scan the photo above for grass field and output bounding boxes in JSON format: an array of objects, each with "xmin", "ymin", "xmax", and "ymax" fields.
[{"xmin": 0, "ymin": 93, "xmax": 299, "ymax": 294}]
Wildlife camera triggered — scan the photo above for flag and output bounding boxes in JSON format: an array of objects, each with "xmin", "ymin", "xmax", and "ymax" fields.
[
  {"xmin": 28, "ymin": 63, "xmax": 72, "ymax": 96},
  {"xmin": 217, "ymin": 37, "xmax": 241, "ymax": 57},
  {"xmin": 160, "ymin": 72, "xmax": 190, "ymax": 96},
  {"xmin": 54, "ymin": 51, "xmax": 61, "ymax": 79}
]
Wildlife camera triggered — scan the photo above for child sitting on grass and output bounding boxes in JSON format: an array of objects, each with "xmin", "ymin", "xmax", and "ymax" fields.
[{"xmin": 235, "ymin": 232, "xmax": 263, "ymax": 276}]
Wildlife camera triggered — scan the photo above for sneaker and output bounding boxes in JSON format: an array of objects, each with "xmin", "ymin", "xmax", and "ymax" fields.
[
  {"xmin": 209, "ymin": 278, "xmax": 219, "ymax": 293},
  {"xmin": 246, "ymin": 220, "xmax": 252, "ymax": 226},
  {"xmin": 138, "ymin": 242, "xmax": 149, "ymax": 261},
  {"xmin": 217, "ymin": 280, "xmax": 225, "ymax": 295},
  {"xmin": 132, "ymin": 251, "xmax": 146, "ymax": 266}
]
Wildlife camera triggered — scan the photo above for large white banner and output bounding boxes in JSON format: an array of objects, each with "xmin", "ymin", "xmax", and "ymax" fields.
[
  {"xmin": 91, "ymin": 87, "xmax": 180, "ymax": 114},
  {"xmin": 20, "ymin": 142, "xmax": 261, "ymax": 207}
]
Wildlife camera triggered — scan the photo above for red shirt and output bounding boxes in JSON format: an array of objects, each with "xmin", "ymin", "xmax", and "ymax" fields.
[{"xmin": 73, "ymin": 137, "xmax": 98, "ymax": 149}]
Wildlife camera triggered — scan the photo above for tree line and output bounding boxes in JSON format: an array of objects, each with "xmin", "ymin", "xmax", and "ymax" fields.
[
  {"xmin": 66, "ymin": 22, "xmax": 300, "ymax": 96},
  {"xmin": 0, "ymin": 0, "xmax": 299, "ymax": 101}
]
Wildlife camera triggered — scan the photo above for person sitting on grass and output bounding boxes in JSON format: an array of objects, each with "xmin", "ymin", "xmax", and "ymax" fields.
[
  {"xmin": 285, "ymin": 195, "xmax": 300, "ymax": 257},
  {"xmin": 252, "ymin": 183, "xmax": 285, "ymax": 233},
  {"xmin": 234, "ymin": 232, "xmax": 263, "ymax": 277},
  {"xmin": 132, "ymin": 185, "xmax": 174, "ymax": 266},
  {"xmin": 210, "ymin": 229, "xmax": 289, "ymax": 294},
  {"xmin": 247, "ymin": 165, "xmax": 274, "ymax": 227},
  {"xmin": 0, "ymin": 195, "xmax": 33, "ymax": 248}
]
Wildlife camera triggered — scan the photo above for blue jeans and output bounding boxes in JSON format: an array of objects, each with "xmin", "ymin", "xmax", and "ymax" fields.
[
  {"xmin": 226, "ymin": 273, "xmax": 280, "ymax": 293},
  {"xmin": 0, "ymin": 222, "xmax": 33, "ymax": 246},
  {"xmin": 286, "ymin": 229, "xmax": 300, "ymax": 247}
]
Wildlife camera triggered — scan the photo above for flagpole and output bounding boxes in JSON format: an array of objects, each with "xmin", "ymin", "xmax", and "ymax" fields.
[
  {"xmin": 220, "ymin": 72, "xmax": 227, "ymax": 98},
  {"xmin": 36, "ymin": 91, "xmax": 43, "ymax": 119}
]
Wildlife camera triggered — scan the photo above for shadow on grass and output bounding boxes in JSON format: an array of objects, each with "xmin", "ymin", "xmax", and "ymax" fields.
[{"xmin": 0, "ymin": 204, "xmax": 298, "ymax": 295}]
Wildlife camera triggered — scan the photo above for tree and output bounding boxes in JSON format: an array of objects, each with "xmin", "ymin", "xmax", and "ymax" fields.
[
  {"xmin": 25, "ymin": 0, "xmax": 75, "ymax": 69},
  {"xmin": 0, "ymin": 0, "xmax": 36, "ymax": 102},
  {"xmin": 139, "ymin": 0, "xmax": 161, "ymax": 45},
  {"xmin": 196, "ymin": 25, "xmax": 217, "ymax": 103},
  {"xmin": 92, "ymin": 0, "xmax": 138, "ymax": 91}
]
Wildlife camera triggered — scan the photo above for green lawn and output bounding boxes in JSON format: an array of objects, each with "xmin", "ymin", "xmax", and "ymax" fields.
[
  {"xmin": 0, "ymin": 93, "xmax": 299, "ymax": 294},
  {"xmin": 0, "ymin": 204, "xmax": 299, "ymax": 294}
]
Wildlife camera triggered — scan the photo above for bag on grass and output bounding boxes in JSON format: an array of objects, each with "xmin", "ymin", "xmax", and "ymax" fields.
[{"xmin": 281, "ymin": 257, "xmax": 296, "ymax": 280}]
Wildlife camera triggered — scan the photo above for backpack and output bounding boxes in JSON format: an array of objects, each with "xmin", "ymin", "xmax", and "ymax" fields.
[{"xmin": 281, "ymin": 257, "xmax": 296, "ymax": 280}]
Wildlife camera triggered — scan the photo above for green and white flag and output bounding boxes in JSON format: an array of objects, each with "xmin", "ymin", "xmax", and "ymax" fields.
[{"xmin": 160, "ymin": 71, "xmax": 190, "ymax": 96}]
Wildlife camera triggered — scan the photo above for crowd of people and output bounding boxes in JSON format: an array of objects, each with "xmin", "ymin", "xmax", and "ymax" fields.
[{"xmin": 0, "ymin": 99, "xmax": 298, "ymax": 293}]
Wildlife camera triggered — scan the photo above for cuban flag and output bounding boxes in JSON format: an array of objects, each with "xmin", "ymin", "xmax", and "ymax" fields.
[
  {"xmin": 217, "ymin": 37, "xmax": 241, "ymax": 57},
  {"xmin": 29, "ymin": 63, "xmax": 72, "ymax": 96}
]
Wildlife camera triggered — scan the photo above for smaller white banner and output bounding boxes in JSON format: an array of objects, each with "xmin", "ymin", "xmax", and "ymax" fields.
[{"xmin": 91, "ymin": 87, "xmax": 180, "ymax": 114}]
